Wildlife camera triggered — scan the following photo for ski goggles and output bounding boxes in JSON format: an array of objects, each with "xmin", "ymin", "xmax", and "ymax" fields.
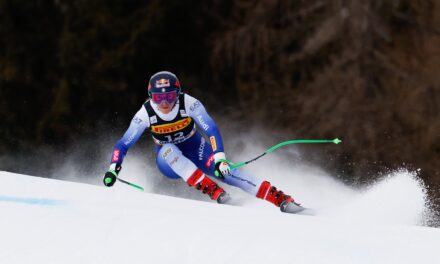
[{"xmin": 151, "ymin": 91, "xmax": 178, "ymax": 104}]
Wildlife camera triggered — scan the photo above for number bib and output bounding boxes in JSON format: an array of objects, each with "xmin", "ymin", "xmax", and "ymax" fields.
[{"xmin": 144, "ymin": 94, "xmax": 196, "ymax": 144}]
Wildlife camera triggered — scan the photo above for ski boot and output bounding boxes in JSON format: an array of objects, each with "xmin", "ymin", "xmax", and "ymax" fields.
[
  {"xmin": 256, "ymin": 181, "xmax": 304, "ymax": 214},
  {"xmin": 187, "ymin": 169, "xmax": 229, "ymax": 204}
]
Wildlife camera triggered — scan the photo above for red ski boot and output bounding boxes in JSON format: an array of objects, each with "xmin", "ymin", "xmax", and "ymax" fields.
[
  {"xmin": 187, "ymin": 169, "xmax": 229, "ymax": 204},
  {"xmin": 256, "ymin": 181, "xmax": 303, "ymax": 213}
]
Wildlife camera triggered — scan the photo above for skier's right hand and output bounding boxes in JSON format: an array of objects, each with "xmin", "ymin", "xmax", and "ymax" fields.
[{"xmin": 103, "ymin": 163, "xmax": 121, "ymax": 187}]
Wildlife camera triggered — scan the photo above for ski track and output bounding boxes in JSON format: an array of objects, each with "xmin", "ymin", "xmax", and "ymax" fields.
[{"xmin": 0, "ymin": 170, "xmax": 438, "ymax": 264}]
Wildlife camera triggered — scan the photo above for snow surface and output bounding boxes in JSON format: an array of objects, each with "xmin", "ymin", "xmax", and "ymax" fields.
[{"xmin": 1, "ymin": 170, "xmax": 439, "ymax": 264}]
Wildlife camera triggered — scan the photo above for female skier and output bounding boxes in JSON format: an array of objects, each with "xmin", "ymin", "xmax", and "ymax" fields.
[{"xmin": 103, "ymin": 71, "xmax": 302, "ymax": 213}]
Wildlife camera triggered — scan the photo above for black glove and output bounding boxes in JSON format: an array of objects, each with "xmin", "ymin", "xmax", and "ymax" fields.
[{"xmin": 103, "ymin": 164, "xmax": 121, "ymax": 187}]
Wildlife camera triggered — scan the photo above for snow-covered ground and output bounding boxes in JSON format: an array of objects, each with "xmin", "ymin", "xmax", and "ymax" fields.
[{"xmin": 1, "ymin": 169, "xmax": 439, "ymax": 264}]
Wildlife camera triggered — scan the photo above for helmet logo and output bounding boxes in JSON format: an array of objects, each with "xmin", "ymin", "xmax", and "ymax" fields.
[{"xmin": 156, "ymin": 78, "xmax": 170, "ymax": 88}]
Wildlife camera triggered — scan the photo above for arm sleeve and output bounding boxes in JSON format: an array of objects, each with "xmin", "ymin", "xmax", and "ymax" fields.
[
  {"xmin": 185, "ymin": 94, "xmax": 225, "ymax": 153},
  {"xmin": 110, "ymin": 106, "xmax": 150, "ymax": 165}
]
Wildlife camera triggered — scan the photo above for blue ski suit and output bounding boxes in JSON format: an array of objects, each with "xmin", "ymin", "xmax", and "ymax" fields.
[{"xmin": 109, "ymin": 93, "xmax": 263, "ymax": 196}]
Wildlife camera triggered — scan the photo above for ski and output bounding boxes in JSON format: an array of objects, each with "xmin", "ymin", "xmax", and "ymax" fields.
[{"xmin": 280, "ymin": 201, "xmax": 315, "ymax": 215}]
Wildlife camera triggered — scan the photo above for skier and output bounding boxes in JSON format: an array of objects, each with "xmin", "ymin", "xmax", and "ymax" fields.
[{"xmin": 103, "ymin": 71, "xmax": 302, "ymax": 213}]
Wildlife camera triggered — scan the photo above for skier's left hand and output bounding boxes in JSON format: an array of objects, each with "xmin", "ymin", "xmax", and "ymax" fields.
[{"xmin": 213, "ymin": 152, "xmax": 230, "ymax": 179}]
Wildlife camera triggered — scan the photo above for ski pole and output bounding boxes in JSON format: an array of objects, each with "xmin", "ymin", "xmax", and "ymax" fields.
[
  {"xmin": 117, "ymin": 177, "xmax": 144, "ymax": 191},
  {"xmin": 216, "ymin": 138, "xmax": 341, "ymax": 175}
]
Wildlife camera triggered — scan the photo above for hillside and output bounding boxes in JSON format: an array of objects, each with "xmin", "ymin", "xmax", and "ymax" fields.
[{"xmin": 1, "ymin": 170, "xmax": 439, "ymax": 263}]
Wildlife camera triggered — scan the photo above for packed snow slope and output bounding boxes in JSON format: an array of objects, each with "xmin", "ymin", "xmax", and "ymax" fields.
[{"xmin": 1, "ymin": 171, "xmax": 439, "ymax": 264}]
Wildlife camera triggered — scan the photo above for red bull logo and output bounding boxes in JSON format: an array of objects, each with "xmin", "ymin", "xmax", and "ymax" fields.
[{"xmin": 156, "ymin": 78, "xmax": 170, "ymax": 88}]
